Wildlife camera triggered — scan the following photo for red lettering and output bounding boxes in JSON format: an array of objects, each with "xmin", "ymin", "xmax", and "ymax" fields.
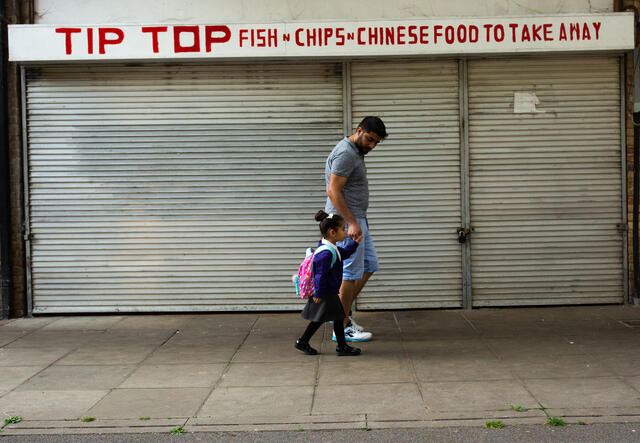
[
  {"xmin": 434, "ymin": 25, "xmax": 443, "ymax": 43},
  {"xmin": 347, "ymin": 32, "xmax": 355, "ymax": 41},
  {"xmin": 494, "ymin": 24, "xmax": 504, "ymax": 42},
  {"xmin": 532, "ymin": 24, "xmax": 542, "ymax": 41},
  {"xmin": 357, "ymin": 27, "xmax": 366, "ymax": 45},
  {"xmin": 204, "ymin": 26, "xmax": 231, "ymax": 52},
  {"xmin": 509, "ymin": 23, "xmax": 518, "ymax": 42},
  {"xmin": 173, "ymin": 26, "xmax": 200, "ymax": 53},
  {"xmin": 408, "ymin": 26, "xmax": 418, "ymax": 44},
  {"xmin": 336, "ymin": 28, "xmax": 345, "ymax": 45},
  {"xmin": 240, "ymin": 29, "xmax": 249, "ymax": 47},
  {"xmin": 570, "ymin": 23, "xmax": 580, "ymax": 40},
  {"xmin": 283, "ymin": 33, "xmax": 291, "ymax": 42},
  {"xmin": 368, "ymin": 27, "xmax": 379, "ymax": 45},
  {"xmin": 306, "ymin": 28, "xmax": 317, "ymax": 46},
  {"xmin": 543, "ymin": 23, "xmax": 552, "ymax": 41},
  {"xmin": 419, "ymin": 26, "xmax": 429, "ymax": 44},
  {"xmin": 323, "ymin": 28, "xmax": 333, "ymax": 46},
  {"xmin": 582, "ymin": 23, "xmax": 591, "ymax": 40},
  {"xmin": 444, "ymin": 26, "xmax": 454, "ymax": 44},
  {"xmin": 456, "ymin": 25, "xmax": 467, "ymax": 43},
  {"xmin": 98, "ymin": 28, "xmax": 124, "ymax": 54},
  {"xmin": 385, "ymin": 27, "xmax": 394, "ymax": 45},
  {"xmin": 521, "ymin": 24, "xmax": 531, "ymax": 42},
  {"xmin": 295, "ymin": 28, "xmax": 305, "ymax": 46},
  {"xmin": 87, "ymin": 28, "xmax": 94, "ymax": 54},
  {"xmin": 593, "ymin": 22, "xmax": 601, "ymax": 40},
  {"xmin": 483, "ymin": 24, "xmax": 493, "ymax": 41},
  {"xmin": 397, "ymin": 26, "xmax": 406, "ymax": 44},
  {"xmin": 142, "ymin": 26, "xmax": 168, "ymax": 53},
  {"xmin": 469, "ymin": 25, "xmax": 479, "ymax": 43},
  {"xmin": 55, "ymin": 28, "xmax": 81, "ymax": 55},
  {"xmin": 559, "ymin": 23, "xmax": 567, "ymax": 40}
]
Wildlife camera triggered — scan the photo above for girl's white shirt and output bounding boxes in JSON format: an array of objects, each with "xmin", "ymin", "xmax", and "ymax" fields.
[{"xmin": 321, "ymin": 238, "xmax": 342, "ymax": 261}]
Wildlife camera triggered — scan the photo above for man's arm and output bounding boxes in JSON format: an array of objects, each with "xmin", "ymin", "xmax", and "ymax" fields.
[{"xmin": 327, "ymin": 173, "xmax": 362, "ymax": 240}]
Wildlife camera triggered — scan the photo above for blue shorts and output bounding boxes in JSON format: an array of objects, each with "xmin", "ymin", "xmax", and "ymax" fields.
[{"xmin": 338, "ymin": 217, "xmax": 379, "ymax": 281}]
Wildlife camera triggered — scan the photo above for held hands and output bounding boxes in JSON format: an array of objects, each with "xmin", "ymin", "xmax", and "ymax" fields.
[
  {"xmin": 312, "ymin": 297, "xmax": 322, "ymax": 304},
  {"xmin": 348, "ymin": 221, "xmax": 362, "ymax": 242}
]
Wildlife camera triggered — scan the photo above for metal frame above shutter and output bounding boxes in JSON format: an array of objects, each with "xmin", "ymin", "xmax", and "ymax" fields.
[
  {"xmin": 468, "ymin": 56, "xmax": 624, "ymax": 307},
  {"xmin": 24, "ymin": 62, "xmax": 343, "ymax": 313},
  {"xmin": 350, "ymin": 59, "xmax": 463, "ymax": 309}
]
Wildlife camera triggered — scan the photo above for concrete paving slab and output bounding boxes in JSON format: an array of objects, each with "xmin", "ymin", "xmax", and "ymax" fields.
[
  {"xmin": 598, "ymin": 353, "xmax": 640, "ymax": 376},
  {"xmin": 506, "ymin": 354, "xmax": 616, "ymax": 379},
  {"xmin": 16, "ymin": 365, "xmax": 135, "ymax": 391},
  {"xmin": 0, "ymin": 390, "xmax": 108, "ymax": 420},
  {"xmin": 420, "ymin": 379, "xmax": 539, "ymax": 412},
  {"xmin": 233, "ymin": 338, "xmax": 319, "ymax": 363},
  {"xmin": 56, "ymin": 345, "xmax": 157, "ymax": 365},
  {"xmin": 143, "ymin": 344, "xmax": 237, "ymax": 364},
  {"xmin": 86, "ymin": 387, "xmax": 210, "ymax": 419},
  {"xmin": 199, "ymin": 385, "xmax": 314, "ymax": 418},
  {"xmin": 523, "ymin": 377, "xmax": 640, "ymax": 409},
  {"xmin": 0, "ymin": 347, "xmax": 71, "ymax": 366},
  {"xmin": 485, "ymin": 337, "xmax": 590, "ymax": 361},
  {"xmin": 313, "ymin": 382, "xmax": 426, "ymax": 420},
  {"xmin": 0, "ymin": 366, "xmax": 45, "ymax": 394},
  {"xmin": 112, "ymin": 316, "xmax": 189, "ymax": 330},
  {"xmin": 119, "ymin": 364, "xmax": 226, "ymax": 388},
  {"xmin": 39, "ymin": 316, "xmax": 125, "ymax": 331},
  {"xmin": 0, "ymin": 330, "xmax": 30, "ymax": 347},
  {"xmin": 0, "ymin": 317, "xmax": 59, "ymax": 330},
  {"xmin": 318, "ymin": 356, "xmax": 413, "ymax": 385},
  {"xmin": 4, "ymin": 330, "xmax": 108, "ymax": 349},
  {"xmin": 161, "ymin": 329, "xmax": 249, "ymax": 347},
  {"xmin": 219, "ymin": 361, "xmax": 317, "ymax": 387},
  {"xmin": 90, "ymin": 329, "xmax": 178, "ymax": 346},
  {"xmin": 412, "ymin": 355, "xmax": 515, "ymax": 382}
]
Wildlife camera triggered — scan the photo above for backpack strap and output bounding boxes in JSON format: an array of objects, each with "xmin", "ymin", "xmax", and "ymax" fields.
[{"xmin": 314, "ymin": 244, "xmax": 338, "ymax": 268}]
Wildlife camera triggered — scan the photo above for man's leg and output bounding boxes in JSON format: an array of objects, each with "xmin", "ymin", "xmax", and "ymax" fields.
[{"xmin": 340, "ymin": 272, "xmax": 373, "ymax": 328}]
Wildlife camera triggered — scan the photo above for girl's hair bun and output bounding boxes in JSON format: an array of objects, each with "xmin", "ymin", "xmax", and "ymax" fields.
[{"xmin": 315, "ymin": 210, "xmax": 328, "ymax": 222}]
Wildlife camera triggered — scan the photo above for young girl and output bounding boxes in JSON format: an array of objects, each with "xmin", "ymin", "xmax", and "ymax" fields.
[{"xmin": 294, "ymin": 210, "xmax": 362, "ymax": 356}]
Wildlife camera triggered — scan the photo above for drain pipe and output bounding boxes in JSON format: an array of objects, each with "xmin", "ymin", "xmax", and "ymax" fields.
[
  {"xmin": 634, "ymin": 47, "xmax": 640, "ymax": 305},
  {"xmin": 0, "ymin": 0, "xmax": 9, "ymax": 319}
]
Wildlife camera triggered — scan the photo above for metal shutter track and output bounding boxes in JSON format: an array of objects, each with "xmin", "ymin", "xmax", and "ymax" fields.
[
  {"xmin": 351, "ymin": 60, "xmax": 462, "ymax": 309},
  {"xmin": 468, "ymin": 56, "xmax": 623, "ymax": 306},
  {"xmin": 26, "ymin": 63, "xmax": 343, "ymax": 313}
]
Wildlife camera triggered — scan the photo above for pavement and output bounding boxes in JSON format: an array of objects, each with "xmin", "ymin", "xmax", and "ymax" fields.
[{"xmin": 1, "ymin": 305, "xmax": 640, "ymax": 436}]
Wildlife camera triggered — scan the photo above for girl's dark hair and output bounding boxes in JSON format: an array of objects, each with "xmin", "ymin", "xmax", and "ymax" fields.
[{"xmin": 315, "ymin": 210, "xmax": 344, "ymax": 236}]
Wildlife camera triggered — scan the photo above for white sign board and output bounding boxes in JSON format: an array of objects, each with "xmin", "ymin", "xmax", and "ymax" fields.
[{"xmin": 9, "ymin": 14, "xmax": 635, "ymax": 62}]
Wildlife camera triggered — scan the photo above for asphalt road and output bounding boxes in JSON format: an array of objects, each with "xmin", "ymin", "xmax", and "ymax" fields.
[{"xmin": 2, "ymin": 423, "xmax": 640, "ymax": 442}]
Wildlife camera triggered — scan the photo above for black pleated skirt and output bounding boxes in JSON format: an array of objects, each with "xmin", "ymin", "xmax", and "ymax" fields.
[{"xmin": 300, "ymin": 293, "xmax": 345, "ymax": 323}]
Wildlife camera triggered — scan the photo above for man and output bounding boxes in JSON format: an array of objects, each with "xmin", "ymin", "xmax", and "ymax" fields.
[{"xmin": 325, "ymin": 116, "xmax": 388, "ymax": 342}]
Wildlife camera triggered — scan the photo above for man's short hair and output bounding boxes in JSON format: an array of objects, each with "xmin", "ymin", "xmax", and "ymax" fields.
[{"xmin": 358, "ymin": 116, "xmax": 388, "ymax": 140}]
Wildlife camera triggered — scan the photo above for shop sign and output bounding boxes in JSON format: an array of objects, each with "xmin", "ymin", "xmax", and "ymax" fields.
[{"xmin": 9, "ymin": 14, "xmax": 634, "ymax": 62}]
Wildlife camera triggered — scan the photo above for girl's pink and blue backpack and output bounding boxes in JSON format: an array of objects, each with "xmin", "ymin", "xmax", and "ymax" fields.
[{"xmin": 292, "ymin": 245, "xmax": 337, "ymax": 299}]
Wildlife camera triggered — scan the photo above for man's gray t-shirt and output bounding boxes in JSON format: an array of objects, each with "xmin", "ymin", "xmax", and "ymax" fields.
[{"xmin": 325, "ymin": 137, "xmax": 369, "ymax": 218}]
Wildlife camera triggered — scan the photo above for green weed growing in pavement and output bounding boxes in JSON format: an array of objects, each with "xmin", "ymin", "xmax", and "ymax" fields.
[
  {"xmin": 362, "ymin": 426, "xmax": 372, "ymax": 431},
  {"xmin": 511, "ymin": 405, "xmax": 528, "ymax": 412},
  {"xmin": 139, "ymin": 416, "xmax": 151, "ymax": 421},
  {"xmin": 297, "ymin": 426, "xmax": 304, "ymax": 431},
  {"xmin": 484, "ymin": 420, "xmax": 504, "ymax": 429},
  {"xmin": 171, "ymin": 426, "xmax": 184, "ymax": 435},
  {"xmin": 546, "ymin": 417, "xmax": 565, "ymax": 427},
  {"xmin": 81, "ymin": 417, "xmax": 96, "ymax": 422},
  {"xmin": 2, "ymin": 416, "xmax": 23, "ymax": 429},
  {"xmin": 578, "ymin": 421, "xmax": 586, "ymax": 425}
]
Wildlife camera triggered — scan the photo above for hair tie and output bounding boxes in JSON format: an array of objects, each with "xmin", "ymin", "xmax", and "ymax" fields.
[{"xmin": 327, "ymin": 213, "xmax": 334, "ymax": 219}]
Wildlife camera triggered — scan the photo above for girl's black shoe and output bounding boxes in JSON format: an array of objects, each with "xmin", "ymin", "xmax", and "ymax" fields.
[
  {"xmin": 336, "ymin": 344, "xmax": 361, "ymax": 356},
  {"xmin": 294, "ymin": 339, "xmax": 318, "ymax": 355}
]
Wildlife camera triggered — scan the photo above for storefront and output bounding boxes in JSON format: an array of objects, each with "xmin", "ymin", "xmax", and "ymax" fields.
[{"xmin": 8, "ymin": 14, "xmax": 634, "ymax": 313}]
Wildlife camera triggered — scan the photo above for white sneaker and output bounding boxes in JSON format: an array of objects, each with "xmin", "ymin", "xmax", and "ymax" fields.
[
  {"xmin": 348, "ymin": 317, "xmax": 365, "ymax": 332},
  {"xmin": 333, "ymin": 326, "xmax": 372, "ymax": 342}
]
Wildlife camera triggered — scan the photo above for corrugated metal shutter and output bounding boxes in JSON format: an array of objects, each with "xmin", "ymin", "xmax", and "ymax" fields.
[
  {"xmin": 468, "ymin": 56, "xmax": 623, "ymax": 306},
  {"xmin": 25, "ymin": 63, "xmax": 343, "ymax": 313},
  {"xmin": 350, "ymin": 60, "xmax": 463, "ymax": 309}
]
